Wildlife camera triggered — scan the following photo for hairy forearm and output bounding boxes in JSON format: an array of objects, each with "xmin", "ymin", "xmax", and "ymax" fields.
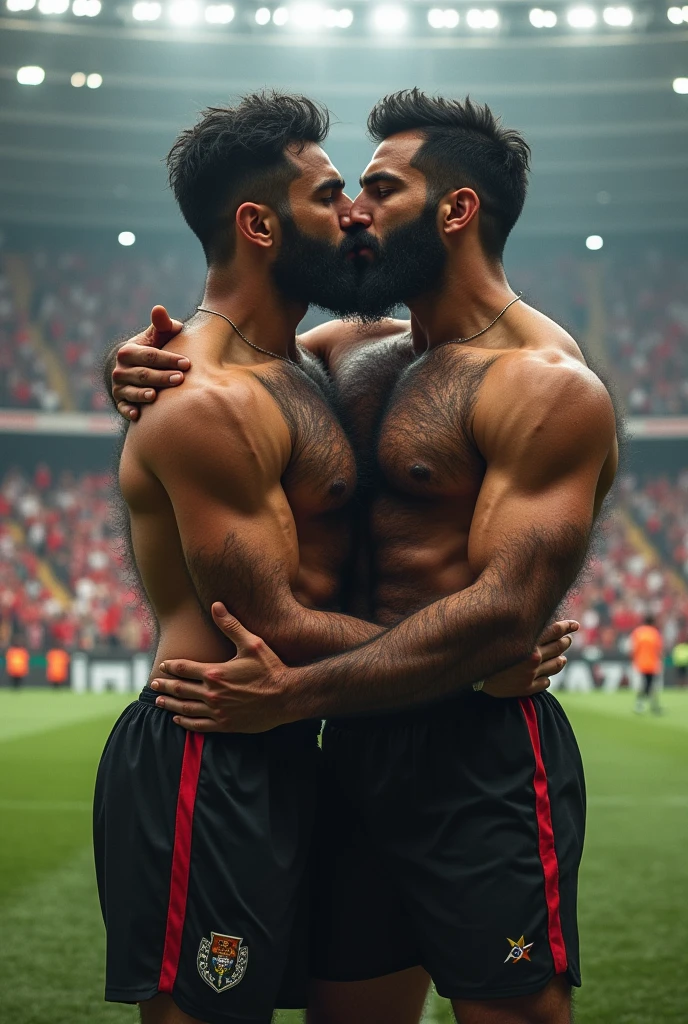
[
  {"xmin": 267, "ymin": 604, "xmax": 384, "ymax": 665},
  {"xmin": 282, "ymin": 526, "xmax": 589, "ymax": 719}
]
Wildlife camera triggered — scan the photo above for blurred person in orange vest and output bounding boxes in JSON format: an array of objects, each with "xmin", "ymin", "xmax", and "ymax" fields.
[
  {"xmin": 631, "ymin": 614, "xmax": 663, "ymax": 714},
  {"xmin": 46, "ymin": 648, "xmax": 70, "ymax": 688},
  {"xmin": 6, "ymin": 644, "xmax": 29, "ymax": 689}
]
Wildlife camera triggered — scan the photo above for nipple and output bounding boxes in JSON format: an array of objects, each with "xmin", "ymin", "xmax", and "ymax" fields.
[
  {"xmin": 410, "ymin": 463, "xmax": 431, "ymax": 481},
  {"xmin": 329, "ymin": 478, "xmax": 347, "ymax": 497}
]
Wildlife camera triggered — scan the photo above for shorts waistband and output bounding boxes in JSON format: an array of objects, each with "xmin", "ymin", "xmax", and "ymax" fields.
[
  {"xmin": 326, "ymin": 691, "xmax": 479, "ymax": 732},
  {"xmin": 138, "ymin": 687, "xmax": 321, "ymax": 743}
]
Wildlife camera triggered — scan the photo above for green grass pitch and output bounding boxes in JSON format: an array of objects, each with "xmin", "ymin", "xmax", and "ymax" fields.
[{"xmin": 0, "ymin": 689, "xmax": 686, "ymax": 1023}]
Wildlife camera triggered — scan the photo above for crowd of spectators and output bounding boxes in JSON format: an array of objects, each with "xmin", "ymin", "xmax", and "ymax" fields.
[
  {"xmin": 1, "ymin": 463, "xmax": 687, "ymax": 659},
  {"xmin": 1, "ymin": 243, "xmax": 687, "ymax": 415},
  {"xmin": 0, "ymin": 465, "xmax": 153, "ymax": 653}
]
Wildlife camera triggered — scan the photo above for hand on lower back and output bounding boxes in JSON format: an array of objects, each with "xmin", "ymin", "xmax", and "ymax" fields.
[
  {"xmin": 112, "ymin": 305, "xmax": 187, "ymax": 421},
  {"xmin": 482, "ymin": 618, "xmax": 578, "ymax": 698}
]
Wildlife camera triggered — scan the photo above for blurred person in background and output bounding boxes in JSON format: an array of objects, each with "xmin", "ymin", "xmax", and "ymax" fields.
[
  {"xmin": 631, "ymin": 614, "xmax": 664, "ymax": 714},
  {"xmin": 5, "ymin": 642, "xmax": 29, "ymax": 688},
  {"xmin": 45, "ymin": 647, "xmax": 70, "ymax": 688},
  {"xmin": 671, "ymin": 636, "xmax": 688, "ymax": 687}
]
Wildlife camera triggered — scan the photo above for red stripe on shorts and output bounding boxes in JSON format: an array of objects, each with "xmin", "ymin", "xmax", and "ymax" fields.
[
  {"xmin": 158, "ymin": 731, "xmax": 205, "ymax": 992},
  {"xmin": 519, "ymin": 698, "xmax": 568, "ymax": 975}
]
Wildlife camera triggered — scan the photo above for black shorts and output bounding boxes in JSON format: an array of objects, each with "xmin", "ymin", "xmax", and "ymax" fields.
[
  {"xmin": 93, "ymin": 687, "xmax": 320, "ymax": 1024},
  {"xmin": 312, "ymin": 690, "xmax": 585, "ymax": 1001}
]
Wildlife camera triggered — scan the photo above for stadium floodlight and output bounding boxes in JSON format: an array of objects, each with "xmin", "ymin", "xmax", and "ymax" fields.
[
  {"xmin": 72, "ymin": 0, "xmax": 101, "ymax": 13},
  {"xmin": 602, "ymin": 5, "xmax": 633, "ymax": 24},
  {"xmin": 466, "ymin": 8, "xmax": 499, "ymax": 28},
  {"xmin": 567, "ymin": 5, "xmax": 597, "ymax": 26},
  {"xmin": 586, "ymin": 234, "xmax": 604, "ymax": 250},
  {"xmin": 6, "ymin": 0, "xmax": 37, "ymax": 11},
  {"xmin": 272, "ymin": 5, "xmax": 288, "ymax": 22},
  {"xmin": 372, "ymin": 5, "xmax": 408, "ymax": 31},
  {"xmin": 666, "ymin": 5, "xmax": 683, "ymax": 21},
  {"xmin": 428, "ymin": 8, "xmax": 459, "ymax": 27},
  {"xmin": 255, "ymin": 6, "xmax": 270, "ymax": 22},
  {"xmin": 132, "ymin": 1, "xmax": 162, "ymax": 17},
  {"xmin": 71, "ymin": 71, "xmax": 87, "ymax": 86},
  {"xmin": 169, "ymin": 0, "xmax": 199, "ymax": 22},
  {"xmin": 529, "ymin": 7, "xmax": 557, "ymax": 26},
  {"xmin": 291, "ymin": 3, "xmax": 323, "ymax": 28},
  {"xmin": 673, "ymin": 77, "xmax": 688, "ymax": 93},
  {"xmin": 17, "ymin": 65, "xmax": 45, "ymax": 85},
  {"xmin": 86, "ymin": 72, "xmax": 103, "ymax": 87},
  {"xmin": 38, "ymin": 0, "xmax": 69, "ymax": 12},
  {"xmin": 205, "ymin": 3, "xmax": 234, "ymax": 20},
  {"xmin": 118, "ymin": 232, "xmax": 136, "ymax": 246},
  {"xmin": 323, "ymin": 6, "xmax": 352, "ymax": 26}
]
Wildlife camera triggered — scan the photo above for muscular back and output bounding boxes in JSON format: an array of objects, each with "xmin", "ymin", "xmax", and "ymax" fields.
[{"xmin": 119, "ymin": 326, "xmax": 363, "ymax": 672}]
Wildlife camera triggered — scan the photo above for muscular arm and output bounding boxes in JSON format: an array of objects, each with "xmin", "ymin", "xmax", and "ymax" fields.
[
  {"xmin": 140, "ymin": 381, "xmax": 380, "ymax": 665},
  {"xmin": 278, "ymin": 356, "xmax": 617, "ymax": 718}
]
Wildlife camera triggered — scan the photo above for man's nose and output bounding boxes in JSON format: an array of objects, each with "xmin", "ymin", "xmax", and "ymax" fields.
[{"xmin": 340, "ymin": 203, "xmax": 372, "ymax": 230}]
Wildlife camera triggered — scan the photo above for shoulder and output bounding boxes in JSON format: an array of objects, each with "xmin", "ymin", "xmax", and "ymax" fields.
[{"xmin": 298, "ymin": 317, "xmax": 410, "ymax": 363}]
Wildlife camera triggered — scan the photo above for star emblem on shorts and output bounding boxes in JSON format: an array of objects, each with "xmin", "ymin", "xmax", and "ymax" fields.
[{"xmin": 504, "ymin": 935, "xmax": 534, "ymax": 963}]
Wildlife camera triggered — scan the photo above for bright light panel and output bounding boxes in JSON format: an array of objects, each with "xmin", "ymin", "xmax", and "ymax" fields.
[
  {"xmin": 169, "ymin": 0, "xmax": 198, "ymax": 22},
  {"xmin": 118, "ymin": 232, "xmax": 136, "ymax": 247},
  {"xmin": 86, "ymin": 72, "xmax": 103, "ymax": 87},
  {"xmin": 205, "ymin": 2, "xmax": 234, "ymax": 20},
  {"xmin": 291, "ymin": 3, "xmax": 323, "ymax": 28},
  {"xmin": 602, "ymin": 5, "xmax": 633, "ymax": 24},
  {"xmin": 586, "ymin": 235, "xmax": 604, "ymax": 250},
  {"xmin": 38, "ymin": 0, "xmax": 69, "ymax": 11},
  {"xmin": 17, "ymin": 65, "xmax": 45, "ymax": 85},
  {"xmin": 132, "ymin": 1, "xmax": 162, "ymax": 17},
  {"xmin": 71, "ymin": 71, "xmax": 86, "ymax": 86},
  {"xmin": 466, "ymin": 7, "xmax": 499, "ymax": 28},
  {"xmin": 323, "ymin": 6, "xmax": 352, "ymax": 25},
  {"xmin": 428, "ymin": 8, "xmax": 459, "ymax": 27},
  {"xmin": 272, "ymin": 5, "xmax": 288, "ymax": 21},
  {"xmin": 567, "ymin": 5, "xmax": 597, "ymax": 26},
  {"xmin": 373, "ymin": 5, "xmax": 408, "ymax": 31},
  {"xmin": 666, "ymin": 6, "xmax": 684, "ymax": 21},
  {"xmin": 673, "ymin": 77, "xmax": 688, "ymax": 93},
  {"xmin": 6, "ymin": 0, "xmax": 37, "ymax": 10},
  {"xmin": 529, "ymin": 7, "xmax": 557, "ymax": 26},
  {"xmin": 72, "ymin": 0, "xmax": 101, "ymax": 13},
  {"xmin": 255, "ymin": 6, "xmax": 270, "ymax": 22}
]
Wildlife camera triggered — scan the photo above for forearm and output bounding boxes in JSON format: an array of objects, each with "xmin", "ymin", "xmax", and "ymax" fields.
[
  {"xmin": 256, "ymin": 603, "xmax": 384, "ymax": 666},
  {"xmin": 282, "ymin": 574, "xmax": 531, "ymax": 719}
]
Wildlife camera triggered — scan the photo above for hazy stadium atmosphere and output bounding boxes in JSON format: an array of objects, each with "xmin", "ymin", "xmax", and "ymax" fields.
[{"xmin": 1, "ymin": 2, "xmax": 687, "ymax": 1023}]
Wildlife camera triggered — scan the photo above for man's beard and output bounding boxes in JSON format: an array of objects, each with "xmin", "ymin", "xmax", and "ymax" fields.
[
  {"xmin": 270, "ymin": 203, "xmax": 447, "ymax": 322},
  {"xmin": 341, "ymin": 202, "xmax": 448, "ymax": 322}
]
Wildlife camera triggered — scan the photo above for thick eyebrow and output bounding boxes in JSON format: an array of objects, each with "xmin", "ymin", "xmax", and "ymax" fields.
[
  {"xmin": 359, "ymin": 170, "xmax": 404, "ymax": 188},
  {"xmin": 314, "ymin": 176, "xmax": 345, "ymax": 193}
]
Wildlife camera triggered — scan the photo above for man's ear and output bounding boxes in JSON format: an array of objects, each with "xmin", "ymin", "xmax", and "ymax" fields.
[
  {"xmin": 235, "ymin": 202, "xmax": 280, "ymax": 249},
  {"xmin": 440, "ymin": 187, "xmax": 480, "ymax": 237}
]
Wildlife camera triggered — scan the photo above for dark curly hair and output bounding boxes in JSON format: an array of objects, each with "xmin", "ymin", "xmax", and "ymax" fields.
[
  {"xmin": 167, "ymin": 91, "xmax": 330, "ymax": 264},
  {"xmin": 368, "ymin": 89, "xmax": 531, "ymax": 258}
]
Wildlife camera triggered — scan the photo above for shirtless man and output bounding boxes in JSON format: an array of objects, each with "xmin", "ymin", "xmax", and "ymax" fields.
[
  {"xmin": 97, "ymin": 92, "xmax": 568, "ymax": 1024},
  {"xmin": 108, "ymin": 92, "xmax": 612, "ymax": 1024}
]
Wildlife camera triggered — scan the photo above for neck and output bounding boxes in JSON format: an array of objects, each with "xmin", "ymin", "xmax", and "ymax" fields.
[
  {"xmin": 408, "ymin": 250, "xmax": 517, "ymax": 352},
  {"xmin": 198, "ymin": 263, "xmax": 307, "ymax": 362}
]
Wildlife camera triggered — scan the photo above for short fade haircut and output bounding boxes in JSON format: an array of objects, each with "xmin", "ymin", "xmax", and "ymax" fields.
[
  {"xmin": 367, "ymin": 89, "xmax": 531, "ymax": 259},
  {"xmin": 167, "ymin": 91, "xmax": 330, "ymax": 265}
]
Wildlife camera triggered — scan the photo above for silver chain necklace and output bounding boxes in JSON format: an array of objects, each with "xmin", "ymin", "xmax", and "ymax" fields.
[
  {"xmin": 434, "ymin": 292, "xmax": 523, "ymax": 349},
  {"xmin": 197, "ymin": 306, "xmax": 295, "ymax": 364}
]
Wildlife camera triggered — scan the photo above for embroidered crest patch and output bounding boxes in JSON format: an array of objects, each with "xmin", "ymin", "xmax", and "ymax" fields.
[
  {"xmin": 504, "ymin": 935, "xmax": 534, "ymax": 964},
  {"xmin": 197, "ymin": 932, "xmax": 249, "ymax": 992}
]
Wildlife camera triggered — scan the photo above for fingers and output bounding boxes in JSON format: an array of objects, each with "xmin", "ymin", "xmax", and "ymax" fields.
[
  {"xmin": 171, "ymin": 716, "xmax": 221, "ymax": 733},
  {"xmin": 154, "ymin": 695, "xmax": 214, "ymax": 718},
  {"xmin": 528, "ymin": 677, "xmax": 551, "ymax": 694},
  {"xmin": 536, "ymin": 655, "xmax": 567, "ymax": 678},
  {"xmin": 211, "ymin": 603, "xmax": 261, "ymax": 654},
  {"xmin": 113, "ymin": 386, "xmax": 158, "ymax": 407},
  {"xmin": 116, "ymin": 343, "xmax": 189, "ymax": 374},
  {"xmin": 537, "ymin": 635, "xmax": 573, "ymax": 662},
  {"xmin": 116, "ymin": 401, "xmax": 139, "ymax": 422},
  {"xmin": 537, "ymin": 619, "xmax": 579, "ymax": 645},
  {"xmin": 156, "ymin": 659, "xmax": 207, "ymax": 681},
  {"xmin": 151, "ymin": 305, "xmax": 184, "ymax": 339}
]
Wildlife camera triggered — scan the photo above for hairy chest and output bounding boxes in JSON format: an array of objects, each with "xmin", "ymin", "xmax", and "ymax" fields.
[{"xmin": 333, "ymin": 338, "xmax": 492, "ymax": 504}]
